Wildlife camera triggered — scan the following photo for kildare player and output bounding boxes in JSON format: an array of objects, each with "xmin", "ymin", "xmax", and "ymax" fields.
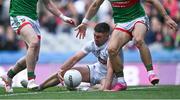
[{"xmin": 26, "ymin": 22, "xmax": 125, "ymax": 91}]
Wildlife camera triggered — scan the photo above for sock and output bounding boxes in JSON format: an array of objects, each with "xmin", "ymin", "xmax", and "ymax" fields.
[
  {"xmin": 117, "ymin": 77, "xmax": 126, "ymax": 84},
  {"xmin": 7, "ymin": 69, "xmax": 16, "ymax": 79},
  {"xmin": 147, "ymin": 70, "xmax": 155, "ymax": 77},
  {"xmin": 115, "ymin": 71, "xmax": 124, "ymax": 77},
  {"xmin": 146, "ymin": 64, "xmax": 153, "ymax": 71},
  {"xmin": 28, "ymin": 72, "xmax": 36, "ymax": 80}
]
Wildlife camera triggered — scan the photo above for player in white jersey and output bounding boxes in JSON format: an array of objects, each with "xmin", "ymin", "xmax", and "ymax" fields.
[{"xmin": 21, "ymin": 22, "xmax": 124, "ymax": 91}]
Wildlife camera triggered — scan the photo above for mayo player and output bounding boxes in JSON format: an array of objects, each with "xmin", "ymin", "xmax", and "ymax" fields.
[
  {"xmin": 75, "ymin": 0, "xmax": 177, "ymax": 91},
  {"xmin": 0, "ymin": 0, "xmax": 75, "ymax": 93}
]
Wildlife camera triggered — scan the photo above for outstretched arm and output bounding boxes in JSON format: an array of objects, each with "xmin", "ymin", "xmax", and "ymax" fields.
[
  {"xmin": 146, "ymin": 0, "xmax": 177, "ymax": 31},
  {"xmin": 42, "ymin": 0, "xmax": 75, "ymax": 25},
  {"xmin": 75, "ymin": 0, "xmax": 105, "ymax": 39},
  {"xmin": 60, "ymin": 51, "xmax": 87, "ymax": 73},
  {"xmin": 83, "ymin": 0, "xmax": 104, "ymax": 22},
  {"xmin": 39, "ymin": 51, "xmax": 87, "ymax": 90}
]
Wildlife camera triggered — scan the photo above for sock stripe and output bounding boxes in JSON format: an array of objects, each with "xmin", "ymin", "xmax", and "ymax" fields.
[
  {"xmin": 28, "ymin": 72, "xmax": 36, "ymax": 80},
  {"xmin": 7, "ymin": 69, "xmax": 16, "ymax": 79},
  {"xmin": 146, "ymin": 64, "xmax": 153, "ymax": 71}
]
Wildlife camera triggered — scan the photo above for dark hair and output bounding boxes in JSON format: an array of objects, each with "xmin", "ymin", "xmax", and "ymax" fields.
[{"xmin": 94, "ymin": 22, "xmax": 110, "ymax": 34}]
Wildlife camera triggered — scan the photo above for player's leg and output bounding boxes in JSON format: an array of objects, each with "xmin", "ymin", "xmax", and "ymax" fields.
[
  {"xmin": 132, "ymin": 23, "xmax": 159, "ymax": 85},
  {"xmin": 107, "ymin": 30, "xmax": 131, "ymax": 91},
  {"xmin": 36, "ymin": 73, "xmax": 61, "ymax": 91},
  {"xmin": 36, "ymin": 65, "xmax": 90, "ymax": 91},
  {"xmin": 19, "ymin": 24, "xmax": 40, "ymax": 88},
  {"xmin": 1, "ymin": 56, "xmax": 27, "ymax": 92},
  {"xmin": 7, "ymin": 42, "xmax": 29, "ymax": 79},
  {"xmin": 21, "ymin": 72, "xmax": 60, "ymax": 91},
  {"xmin": 72, "ymin": 66, "xmax": 90, "ymax": 83}
]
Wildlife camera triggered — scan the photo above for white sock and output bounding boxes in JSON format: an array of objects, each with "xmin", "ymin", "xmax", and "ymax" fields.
[
  {"xmin": 148, "ymin": 70, "xmax": 155, "ymax": 77},
  {"xmin": 117, "ymin": 77, "xmax": 126, "ymax": 84}
]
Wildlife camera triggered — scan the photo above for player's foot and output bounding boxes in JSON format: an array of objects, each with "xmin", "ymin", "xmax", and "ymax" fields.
[
  {"xmin": 148, "ymin": 73, "xmax": 159, "ymax": 85},
  {"xmin": 0, "ymin": 75, "xmax": 13, "ymax": 93},
  {"xmin": 111, "ymin": 82, "xmax": 127, "ymax": 91},
  {"xmin": 21, "ymin": 79, "xmax": 42, "ymax": 91},
  {"xmin": 27, "ymin": 79, "xmax": 39, "ymax": 90},
  {"xmin": 21, "ymin": 79, "xmax": 28, "ymax": 88}
]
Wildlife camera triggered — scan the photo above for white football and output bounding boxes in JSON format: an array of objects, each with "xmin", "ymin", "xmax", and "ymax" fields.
[{"xmin": 63, "ymin": 69, "xmax": 82, "ymax": 89}]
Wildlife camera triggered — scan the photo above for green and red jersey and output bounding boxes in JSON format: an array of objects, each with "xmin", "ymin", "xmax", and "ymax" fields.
[
  {"xmin": 9, "ymin": 0, "xmax": 38, "ymax": 20},
  {"xmin": 109, "ymin": 0, "xmax": 145, "ymax": 23}
]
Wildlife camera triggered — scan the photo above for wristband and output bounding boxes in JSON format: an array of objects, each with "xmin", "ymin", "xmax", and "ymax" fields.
[
  {"xmin": 82, "ymin": 18, "xmax": 89, "ymax": 24},
  {"xmin": 59, "ymin": 14, "xmax": 66, "ymax": 20}
]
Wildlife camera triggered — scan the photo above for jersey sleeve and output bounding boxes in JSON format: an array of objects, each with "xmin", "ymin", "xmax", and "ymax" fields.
[{"xmin": 81, "ymin": 41, "xmax": 94, "ymax": 54}]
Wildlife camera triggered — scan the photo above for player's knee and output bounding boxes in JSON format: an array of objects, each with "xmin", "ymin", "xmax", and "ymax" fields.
[
  {"xmin": 29, "ymin": 38, "xmax": 40, "ymax": 48},
  {"xmin": 134, "ymin": 39, "xmax": 145, "ymax": 48},
  {"xmin": 108, "ymin": 47, "xmax": 118, "ymax": 57}
]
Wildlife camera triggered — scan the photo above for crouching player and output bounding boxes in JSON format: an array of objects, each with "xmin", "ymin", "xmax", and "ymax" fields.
[{"xmin": 27, "ymin": 22, "xmax": 125, "ymax": 91}]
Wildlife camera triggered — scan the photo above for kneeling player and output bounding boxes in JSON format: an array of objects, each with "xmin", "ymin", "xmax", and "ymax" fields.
[{"xmin": 26, "ymin": 22, "xmax": 125, "ymax": 91}]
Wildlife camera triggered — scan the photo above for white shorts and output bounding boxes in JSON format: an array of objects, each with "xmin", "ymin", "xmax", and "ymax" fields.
[
  {"xmin": 115, "ymin": 16, "xmax": 149, "ymax": 37},
  {"xmin": 88, "ymin": 62, "xmax": 117, "ymax": 86},
  {"xmin": 10, "ymin": 16, "xmax": 41, "ymax": 37}
]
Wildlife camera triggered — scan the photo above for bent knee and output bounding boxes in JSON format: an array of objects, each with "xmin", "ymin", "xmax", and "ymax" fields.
[
  {"xmin": 134, "ymin": 39, "xmax": 146, "ymax": 48},
  {"xmin": 108, "ymin": 48, "xmax": 119, "ymax": 57},
  {"xmin": 29, "ymin": 38, "xmax": 40, "ymax": 48}
]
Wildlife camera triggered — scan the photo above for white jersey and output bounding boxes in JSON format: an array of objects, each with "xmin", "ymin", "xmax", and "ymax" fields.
[
  {"xmin": 81, "ymin": 40, "xmax": 123, "ymax": 85},
  {"xmin": 81, "ymin": 40, "xmax": 123, "ymax": 67}
]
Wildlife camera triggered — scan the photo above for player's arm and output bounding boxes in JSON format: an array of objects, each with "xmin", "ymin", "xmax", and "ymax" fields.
[
  {"xmin": 83, "ymin": 0, "xmax": 104, "ymax": 23},
  {"xmin": 57, "ymin": 41, "xmax": 92, "ymax": 82},
  {"xmin": 102, "ymin": 58, "xmax": 114, "ymax": 90},
  {"xmin": 75, "ymin": 0, "xmax": 105, "ymax": 39},
  {"xmin": 42, "ymin": 0, "xmax": 75, "ymax": 25},
  {"xmin": 38, "ymin": 51, "xmax": 87, "ymax": 90},
  {"xmin": 57, "ymin": 51, "xmax": 88, "ymax": 82},
  {"xmin": 60, "ymin": 51, "xmax": 87, "ymax": 72},
  {"xmin": 146, "ymin": 0, "xmax": 177, "ymax": 31}
]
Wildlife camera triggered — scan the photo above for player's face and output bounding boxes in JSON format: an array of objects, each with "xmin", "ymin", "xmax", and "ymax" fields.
[{"xmin": 94, "ymin": 32, "xmax": 109, "ymax": 47}]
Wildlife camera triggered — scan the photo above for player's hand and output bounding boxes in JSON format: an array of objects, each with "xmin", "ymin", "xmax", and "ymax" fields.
[
  {"xmin": 74, "ymin": 23, "xmax": 87, "ymax": 39},
  {"xmin": 57, "ymin": 69, "xmax": 64, "ymax": 85},
  {"xmin": 164, "ymin": 15, "xmax": 178, "ymax": 31},
  {"xmin": 60, "ymin": 14, "xmax": 76, "ymax": 26},
  {"xmin": 99, "ymin": 85, "xmax": 111, "ymax": 91}
]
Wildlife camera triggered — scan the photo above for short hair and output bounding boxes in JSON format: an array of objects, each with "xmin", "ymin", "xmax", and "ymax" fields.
[{"xmin": 94, "ymin": 22, "xmax": 110, "ymax": 34}]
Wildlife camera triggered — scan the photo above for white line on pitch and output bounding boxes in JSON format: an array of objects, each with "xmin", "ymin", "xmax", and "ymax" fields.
[
  {"xmin": 128, "ymin": 86, "xmax": 159, "ymax": 90},
  {"xmin": 0, "ymin": 91, "xmax": 70, "ymax": 97},
  {"xmin": 0, "ymin": 86, "xmax": 159, "ymax": 97}
]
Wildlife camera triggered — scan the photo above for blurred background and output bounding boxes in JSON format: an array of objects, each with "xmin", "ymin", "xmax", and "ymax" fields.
[{"xmin": 0, "ymin": 0, "xmax": 180, "ymax": 87}]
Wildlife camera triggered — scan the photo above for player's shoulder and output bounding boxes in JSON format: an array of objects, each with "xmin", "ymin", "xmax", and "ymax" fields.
[{"xmin": 85, "ymin": 40, "xmax": 95, "ymax": 46}]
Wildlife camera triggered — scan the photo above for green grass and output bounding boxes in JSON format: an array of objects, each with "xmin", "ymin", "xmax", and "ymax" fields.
[{"xmin": 0, "ymin": 85, "xmax": 180, "ymax": 99}]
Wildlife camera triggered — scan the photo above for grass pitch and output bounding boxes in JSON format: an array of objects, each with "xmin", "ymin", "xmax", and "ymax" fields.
[{"xmin": 0, "ymin": 85, "xmax": 180, "ymax": 99}]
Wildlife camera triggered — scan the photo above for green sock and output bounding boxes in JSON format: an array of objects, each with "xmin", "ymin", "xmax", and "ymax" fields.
[
  {"xmin": 146, "ymin": 64, "xmax": 153, "ymax": 71},
  {"xmin": 115, "ymin": 71, "xmax": 124, "ymax": 77},
  {"xmin": 7, "ymin": 69, "xmax": 16, "ymax": 79},
  {"xmin": 28, "ymin": 72, "xmax": 36, "ymax": 80}
]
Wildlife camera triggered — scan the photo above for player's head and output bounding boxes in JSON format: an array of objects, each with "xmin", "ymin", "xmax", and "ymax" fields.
[{"xmin": 94, "ymin": 22, "xmax": 110, "ymax": 47}]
